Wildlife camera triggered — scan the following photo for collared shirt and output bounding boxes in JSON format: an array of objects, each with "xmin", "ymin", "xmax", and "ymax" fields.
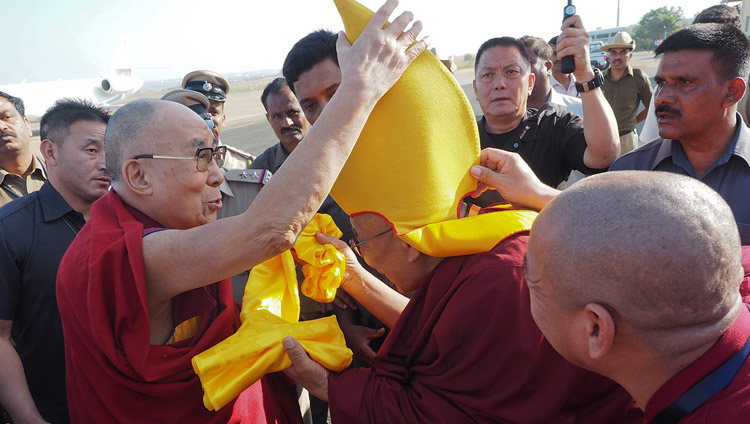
[
  {"xmin": 550, "ymin": 73, "xmax": 579, "ymax": 98},
  {"xmin": 0, "ymin": 155, "xmax": 47, "ymax": 206},
  {"xmin": 644, "ymin": 306, "xmax": 750, "ymax": 423},
  {"xmin": 249, "ymin": 142, "xmax": 290, "ymax": 174},
  {"xmin": 602, "ymin": 65, "xmax": 653, "ymax": 132},
  {"xmin": 611, "ymin": 113, "xmax": 750, "ymax": 242},
  {"xmin": 546, "ymin": 89, "xmax": 583, "ymax": 118},
  {"xmin": 0, "ymin": 181, "xmax": 84, "ymax": 423}
]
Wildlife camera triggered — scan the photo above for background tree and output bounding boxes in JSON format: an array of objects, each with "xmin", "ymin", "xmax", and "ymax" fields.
[{"xmin": 632, "ymin": 7, "xmax": 685, "ymax": 51}]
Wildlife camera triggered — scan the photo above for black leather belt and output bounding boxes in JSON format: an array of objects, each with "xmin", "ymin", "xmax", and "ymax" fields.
[{"xmin": 619, "ymin": 129, "xmax": 635, "ymax": 136}]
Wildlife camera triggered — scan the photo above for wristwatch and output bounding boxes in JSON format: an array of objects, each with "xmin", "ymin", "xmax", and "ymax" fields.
[{"xmin": 575, "ymin": 68, "xmax": 604, "ymax": 93}]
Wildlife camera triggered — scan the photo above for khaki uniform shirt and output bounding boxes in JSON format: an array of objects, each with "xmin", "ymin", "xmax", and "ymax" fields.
[
  {"xmin": 0, "ymin": 156, "xmax": 47, "ymax": 207},
  {"xmin": 602, "ymin": 65, "xmax": 653, "ymax": 133}
]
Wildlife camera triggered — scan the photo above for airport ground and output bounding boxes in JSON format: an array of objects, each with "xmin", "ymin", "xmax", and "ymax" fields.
[{"xmin": 29, "ymin": 51, "xmax": 659, "ymax": 158}]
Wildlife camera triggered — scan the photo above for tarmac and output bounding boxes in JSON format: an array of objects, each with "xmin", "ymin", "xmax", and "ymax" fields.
[{"xmin": 29, "ymin": 51, "xmax": 659, "ymax": 158}]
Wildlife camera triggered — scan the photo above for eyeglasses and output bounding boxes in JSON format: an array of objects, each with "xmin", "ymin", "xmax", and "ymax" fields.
[
  {"xmin": 133, "ymin": 145, "xmax": 226, "ymax": 172},
  {"xmin": 348, "ymin": 228, "xmax": 391, "ymax": 256}
]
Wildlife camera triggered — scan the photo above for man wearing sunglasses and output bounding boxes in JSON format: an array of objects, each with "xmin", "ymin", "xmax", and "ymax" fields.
[{"xmin": 55, "ymin": 1, "xmax": 428, "ymax": 422}]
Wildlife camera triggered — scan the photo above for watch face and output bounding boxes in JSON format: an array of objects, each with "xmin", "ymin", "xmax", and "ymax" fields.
[{"xmin": 564, "ymin": 5, "xmax": 576, "ymax": 15}]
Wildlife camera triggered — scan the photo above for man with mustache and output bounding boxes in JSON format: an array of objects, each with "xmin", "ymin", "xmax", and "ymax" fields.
[
  {"xmin": 252, "ymin": 77, "xmax": 311, "ymax": 173},
  {"xmin": 600, "ymin": 31, "xmax": 653, "ymax": 155},
  {"xmin": 0, "ymin": 92, "xmax": 46, "ymax": 207},
  {"xmin": 0, "ymin": 99, "xmax": 109, "ymax": 423},
  {"xmin": 610, "ymin": 23, "xmax": 750, "ymax": 243}
]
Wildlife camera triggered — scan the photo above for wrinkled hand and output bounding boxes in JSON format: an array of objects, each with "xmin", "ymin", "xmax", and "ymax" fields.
[
  {"xmin": 336, "ymin": 0, "xmax": 430, "ymax": 100},
  {"xmin": 316, "ymin": 232, "xmax": 365, "ymax": 300},
  {"xmin": 557, "ymin": 15, "xmax": 593, "ymax": 81},
  {"xmin": 470, "ymin": 148, "xmax": 559, "ymax": 212},
  {"xmin": 283, "ymin": 337, "xmax": 331, "ymax": 402}
]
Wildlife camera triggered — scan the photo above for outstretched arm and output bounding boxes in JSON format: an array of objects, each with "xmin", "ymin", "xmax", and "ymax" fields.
[
  {"xmin": 557, "ymin": 15, "xmax": 620, "ymax": 168},
  {"xmin": 142, "ymin": 0, "xmax": 429, "ymax": 309}
]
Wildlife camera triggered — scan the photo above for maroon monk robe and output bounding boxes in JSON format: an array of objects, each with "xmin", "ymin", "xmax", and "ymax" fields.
[
  {"xmin": 328, "ymin": 233, "xmax": 643, "ymax": 423},
  {"xmin": 56, "ymin": 191, "xmax": 301, "ymax": 423}
]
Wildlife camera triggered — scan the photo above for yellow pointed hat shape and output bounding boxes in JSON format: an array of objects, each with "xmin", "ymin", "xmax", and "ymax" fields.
[{"xmin": 330, "ymin": 0, "xmax": 480, "ymax": 236}]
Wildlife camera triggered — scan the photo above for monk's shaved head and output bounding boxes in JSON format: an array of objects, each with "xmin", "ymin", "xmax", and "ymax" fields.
[
  {"xmin": 105, "ymin": 99, "xmax": 209, "ymax": 182},
  {"xmin": 531, "ymin": 171, "xmax": 742, "ymax": 339},
  {"xmin": 105, "ymin": 99, "xmax": 159, "ymax": 181}
]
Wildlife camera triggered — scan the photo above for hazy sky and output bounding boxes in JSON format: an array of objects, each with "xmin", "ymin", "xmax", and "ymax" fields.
[{"xmin": 1, "ymin": 0, "xmax": 719, "ymax": 85}]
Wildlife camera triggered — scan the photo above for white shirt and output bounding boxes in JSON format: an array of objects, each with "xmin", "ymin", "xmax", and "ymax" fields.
[{"xmin": 550, "ymin": 73, "xmax": 579, "ymax": 98}]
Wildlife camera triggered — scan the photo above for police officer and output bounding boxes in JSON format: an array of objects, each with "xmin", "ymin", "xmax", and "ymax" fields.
[{"xmin": 182, "ymin": 70, "xmax": 253, "ymax": 169}]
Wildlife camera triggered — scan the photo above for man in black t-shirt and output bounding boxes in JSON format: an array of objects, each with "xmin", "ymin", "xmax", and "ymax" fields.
[{"xmin": 471, "ymin": 16, "xmax": 619, "ymax": 202}]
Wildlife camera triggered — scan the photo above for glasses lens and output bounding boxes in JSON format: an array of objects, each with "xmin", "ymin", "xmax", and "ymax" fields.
[
  {"xmin": 196, "ymin": 148, "xmax": 212, "ymax": 171},
  {"xmin": 215, "ymin": 146, "xmax": 226, "ymax": 168},
  {"xmin": 205, "ymin": 119, "xmax": 215, "ymax": 130}
]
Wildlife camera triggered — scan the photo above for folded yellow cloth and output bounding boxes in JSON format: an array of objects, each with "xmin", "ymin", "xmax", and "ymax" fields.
[
  {"xmin": 192, "ymin": 310, "xmax": 351, "ymax": 411},
  {"xmin": 192, "ymin": 214, "xmax": 352, "ymax": 411},
  {"xmin": 398, "ymin": 206, "xmax": 538, "ymax": 257}
]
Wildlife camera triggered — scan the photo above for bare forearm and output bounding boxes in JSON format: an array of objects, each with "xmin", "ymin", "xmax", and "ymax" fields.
[
  {"xmin": 580, "ymin": 87, "xmax": 620, "ymax": 168},
  {"xmin": 0, "ymin": 338, "xmax": 45, "ymax": 423},
  {"xmin": 343, "ymin": 268, "xmax": 408, "ymax": 329},
  {"xmin": 636, "ymin": 107, "xmax": 649, "ymax": 124}
]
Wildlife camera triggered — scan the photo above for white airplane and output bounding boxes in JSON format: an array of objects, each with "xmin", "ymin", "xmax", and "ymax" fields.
[{"xmin": 0, "ymin": 36, "xmax": 143, "ymax": 119}]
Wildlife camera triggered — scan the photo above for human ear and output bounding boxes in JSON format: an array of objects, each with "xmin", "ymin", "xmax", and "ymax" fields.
[
  {"xmin": 40, "ymin": 139, "xmax": 57, "ymax": 165},
  {"xmin": 527, "ymin": 73, "xmax": 536, "ymax": 95},
  {"xmin": 583, "ymin": 303, "xmax": 615, "ymax": 360},
  {"xmin": 122, "ymin": 160, "xmax": 152, "ymax": 195},
  {"xmin": 724, "ymin": 77, "xmax": 746, "ymax": 108},
  {"xmin": 403, "ymin": 240, "xmax": 422, "ymax": 264}
]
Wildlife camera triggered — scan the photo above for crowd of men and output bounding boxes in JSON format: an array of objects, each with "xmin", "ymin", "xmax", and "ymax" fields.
[{"xmin": 0, "ymin": 1, "xmax": 749, "ymax": 423}]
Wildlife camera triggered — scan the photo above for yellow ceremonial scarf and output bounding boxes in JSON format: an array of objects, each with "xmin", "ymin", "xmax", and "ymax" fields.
[{"xmin": 192, "ymin": 214, "xmax": 353, "ymax": 411}]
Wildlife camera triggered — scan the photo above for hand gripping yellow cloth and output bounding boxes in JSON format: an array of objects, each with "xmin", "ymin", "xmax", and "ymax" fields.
[
  {"xmin": 332, "ymin": 0, "xmax": 537, "ymax": 257},
  {"xmin": 192, "ymin": 214, "xmax": 353, "ymax": 411}
]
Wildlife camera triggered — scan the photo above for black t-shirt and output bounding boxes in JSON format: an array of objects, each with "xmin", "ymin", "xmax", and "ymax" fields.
[
  {"xmin": 474, "ymin": 106, "xmax": 607, "ymax": 206},
  {"xmin": 0, "ymin": 182, "xmax": 82, "ymax": 423}
]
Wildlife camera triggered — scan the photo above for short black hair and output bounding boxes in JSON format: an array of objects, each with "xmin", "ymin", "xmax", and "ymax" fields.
[
  {"xmin": 694, "ymin": 5, "xmax": 741, "ymax": 27},
  {"xmin": 519, "ymin": 35, "xmax": 554, "ymax": 62},
  {"xmin": 282, "ymin": 30, "xmax": 339, "ymax": 94},
  {"xmin": 40, "ymin": 98, "xmax": 110, "ymax": 144},
  {"xmin": 0, "ymin": 91, "xmax": 26, "ymax": 118},
  {"xmin": 549, "ymin": 36, "xmax": 558, "ymax": 47},
  {"xmin": 655, "ymin": 23, "xmax": 750, "ymax": 83},
  {"xmin": 475, "ymin": 37, "xmax": 530, "ymax": 73},
  {"xmin": 260, "ymin": 77, "xmax": 290, "ymax": 111}
]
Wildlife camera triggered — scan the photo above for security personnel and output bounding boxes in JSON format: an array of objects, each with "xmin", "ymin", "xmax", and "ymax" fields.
[
  {"xmin": 182, "ymin": 70, "xmax": 253, "ymax": 169},
  {"xmin": 600, "ymin": 32, "xmax": 653, "ymax": 155}
]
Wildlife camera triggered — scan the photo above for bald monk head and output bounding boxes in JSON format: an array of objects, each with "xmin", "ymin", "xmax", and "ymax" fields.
[
  {"xmin": 525, "ymin": 170, "xmax": 744, "ymax": 408},
  {"xmin": 349, "ymin": 213, "xmax": 444, "ymax": 294},
  {"xmin": 105, "ymin": 99, "xmax": 224, "ymax": 230}
]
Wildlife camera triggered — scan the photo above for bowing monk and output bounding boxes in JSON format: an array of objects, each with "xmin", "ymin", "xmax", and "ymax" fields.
[{"xmin": 55, "ymin": 1, "xmax": 428, "ymax": 422}]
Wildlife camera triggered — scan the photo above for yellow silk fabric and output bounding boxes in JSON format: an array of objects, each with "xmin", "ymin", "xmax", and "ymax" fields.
[
  {"xmin": 398, "ymin": 208, "xmax": 538, "ymax": 257},
  {"xmin": 192, "ymin": 214, "xmax": 352, "ymax": 411},
  {"xmin": 330, "ymin": 0, "xmax": 481, "ymax": 237},
  {"xmin": 192, "ymin": 310, "xmax": 351, "ymax": 411}
]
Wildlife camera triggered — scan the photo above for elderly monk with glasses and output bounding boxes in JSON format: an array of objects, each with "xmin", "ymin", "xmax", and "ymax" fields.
[{"xmin": 54, "ymin": 1, "xmax": 428, "ymax": 422}]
